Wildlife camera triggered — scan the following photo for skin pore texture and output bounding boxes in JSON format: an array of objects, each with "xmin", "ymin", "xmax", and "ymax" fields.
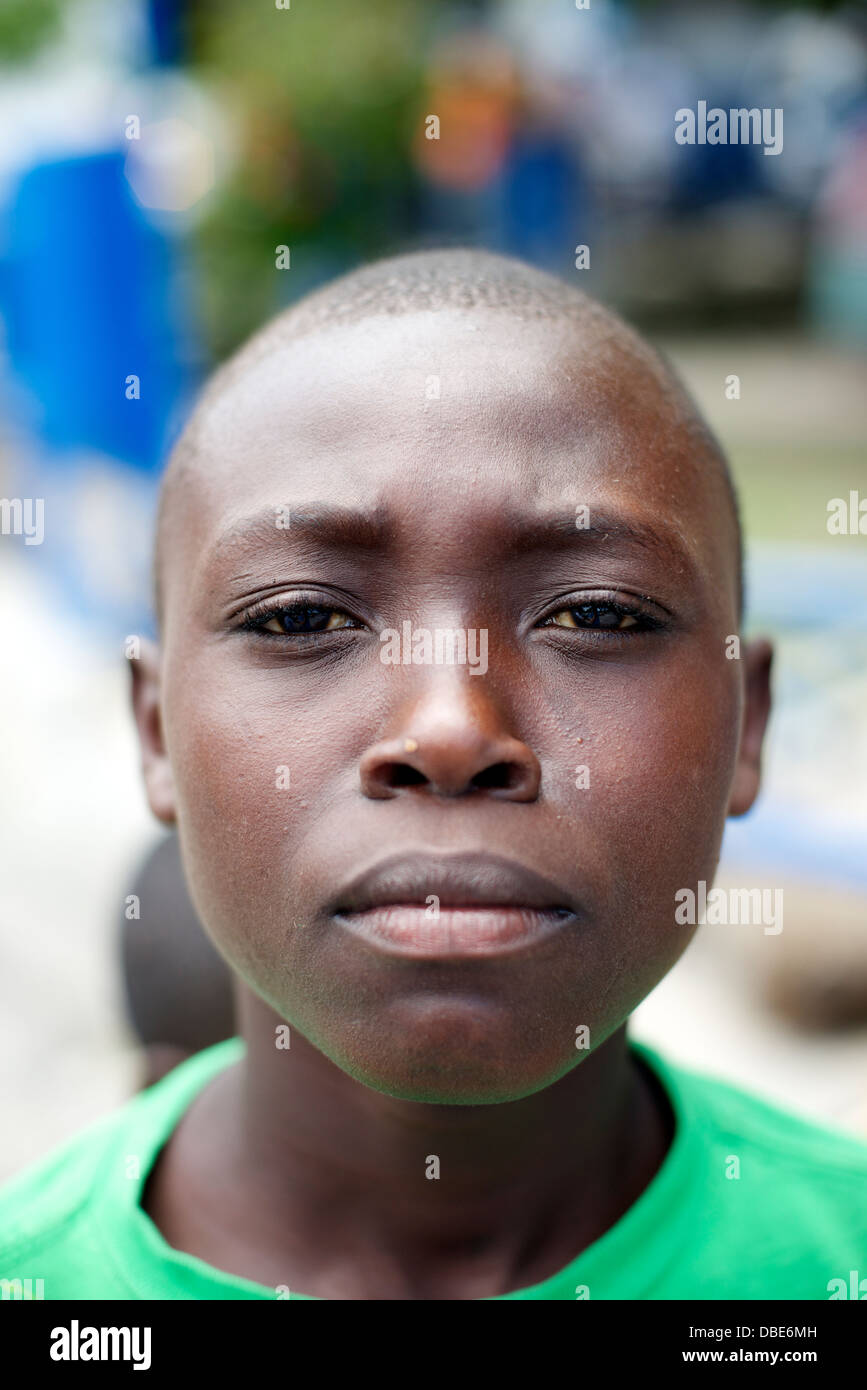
[{"xmin": 131, "ymin": 250, "xmax": 772, "ymax": 1299}]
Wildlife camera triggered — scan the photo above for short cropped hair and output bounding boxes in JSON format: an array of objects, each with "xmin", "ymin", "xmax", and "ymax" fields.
[{"xmin": 154, "ymin": 248, "xmax": 743, "ymax": 622}]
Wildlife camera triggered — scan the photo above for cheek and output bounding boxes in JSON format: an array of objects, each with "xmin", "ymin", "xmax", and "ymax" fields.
[
  {"xmin": 610, "ymin": 653, "xmax": 740, "ymax": 835},
  {"xmin": 161, "ymin": 659, "xmax": 339, "ymax": 969},
  {"xmin": 576, "ymin": 650, "xmax": 741, "ymax": 963}
]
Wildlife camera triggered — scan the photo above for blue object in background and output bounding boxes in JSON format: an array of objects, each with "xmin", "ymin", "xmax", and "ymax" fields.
[
  {"xmin": 147, "ymin": 0, "xmax": 186, "ymax": 67},
  {"xmin": 1, "ymin": 151, "xmax": 193, "ymax": 473},
  {"xmin": 499, "ymin": 127, "xmax": 584, "ymax": 271},
  {"xmin": 670, "ymin": 91, "xmax": 766, "ymax": 211},
  {"xmin": 0, "ymin": 149, "xmax": 200, "ymax": 636}
]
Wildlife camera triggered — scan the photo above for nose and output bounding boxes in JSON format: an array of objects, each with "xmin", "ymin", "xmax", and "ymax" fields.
[{"xmin": 359, "ymin": 678, "xmax": 541, "ymax": 801}]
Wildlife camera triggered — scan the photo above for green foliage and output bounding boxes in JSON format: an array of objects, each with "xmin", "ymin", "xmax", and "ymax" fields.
[
  {"xmin": 188, "ymin": 0, "xmax": 427, "ymax": 358},
  {"xmin": 0, "ymin": 0, "xmax": 62, "ymax": 62}
]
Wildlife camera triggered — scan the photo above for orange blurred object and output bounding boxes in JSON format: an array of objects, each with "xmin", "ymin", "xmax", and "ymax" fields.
[{"xmin": 413, "ymin": 32, "xmax": 519, "ymax": 192}]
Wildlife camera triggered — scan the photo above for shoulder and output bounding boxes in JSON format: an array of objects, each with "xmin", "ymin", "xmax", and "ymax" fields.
[
  {"xmin": 651, "ymin": 1045, "xmax": 867, "ymax": 1180},
  {"xmin": 638, "ymin": 1039, "xmax": 867, "ymax": 1228},
  {"xmin": 0, "ymin": 1096, "xmax": 139, "ymax": 1299},
  {"xmin": 630, "ymin": 1041, "xmax": 867, "ymax": 1297},
  {"xmin": 0, "ymin": 1106, "xmax": 124, "ymax": 1256},
  {"xmin": 0, "ymin": 1039, "xmax": 243, "ymax": 1296}
]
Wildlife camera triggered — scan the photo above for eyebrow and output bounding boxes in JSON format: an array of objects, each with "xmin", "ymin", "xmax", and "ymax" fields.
[
  {"xmin": 210, "ymin": 501, "xmax": 699, "ymax": 583},
  {"xmin": 211, "ymin": 504, "xmax": 395, "ymax": 566},
  {"xmin": 504, "ymin": 509, "xmax": 689, "ymax": 556},
  {"xmin": 501, "ymin": 508, "xmax": 703, "ymax": 598}
]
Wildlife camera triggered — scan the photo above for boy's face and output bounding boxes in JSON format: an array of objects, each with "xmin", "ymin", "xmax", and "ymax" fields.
[{"xmin": 137, "ymin": 308, "xmax": 771, "ymax": 1104}]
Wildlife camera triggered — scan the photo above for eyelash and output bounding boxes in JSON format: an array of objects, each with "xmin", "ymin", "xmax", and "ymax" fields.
[
  {"xmin": 237, "ymin": 593, "xmax": 662, "ymax": 641},
  {"xmin": 537, "ymin": 597, "xmax": 663, "ymax": 637},
  {"xmin": 239, "ymin": 594, "xmax": 364, "ymax": 638}
]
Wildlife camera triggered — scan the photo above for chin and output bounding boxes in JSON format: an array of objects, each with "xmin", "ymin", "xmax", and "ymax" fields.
[{"xmin": 325, "ymin": 997, "xmax": 579, "ymax": 1105}]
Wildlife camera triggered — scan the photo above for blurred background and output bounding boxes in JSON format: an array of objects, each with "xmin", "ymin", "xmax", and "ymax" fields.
[{"xmin": 0, "ymin": 0, "xmax": 865, "ymax": 1179}]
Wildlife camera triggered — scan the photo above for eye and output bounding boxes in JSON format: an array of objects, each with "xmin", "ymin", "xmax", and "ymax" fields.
[
  {"xmin": 541, "ymin": 602, "xmax": 642, "ymax": 632},
  {"xmin": 261, "ymin": 606, "xmax": 356, "ymax": 634},
  {"xmin": 242, "ymin": 600, "xmax": 364, "ymax": 636}
]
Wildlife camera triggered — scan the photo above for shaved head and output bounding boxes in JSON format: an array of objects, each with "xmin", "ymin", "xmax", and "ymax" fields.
[{"xmin": 153, "ymin": 247, "xmax": 742, "ymax": 626}]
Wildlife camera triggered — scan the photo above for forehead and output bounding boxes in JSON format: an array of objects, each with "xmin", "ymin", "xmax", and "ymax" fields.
[
  {"xmin": 198, "ymin": 310, "xmax": 707, "ymax": 496},
  {"xmin": 163, "ymin": 308, "xmax": 734, "ymax": 608}
]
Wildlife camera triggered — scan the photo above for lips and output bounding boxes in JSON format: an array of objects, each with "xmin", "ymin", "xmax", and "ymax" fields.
[{"xmin": 330, "ymin": 852, "xmax": 579, "ymax": 958}]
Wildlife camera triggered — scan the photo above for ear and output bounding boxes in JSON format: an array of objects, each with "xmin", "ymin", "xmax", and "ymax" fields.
[
  {"xmin": 728, "ymin": 637, "xmax": 773, "ymax": 817},
  {"xmin": 129, "ymin": 637, "xmax": 177, "ymax": 824}
]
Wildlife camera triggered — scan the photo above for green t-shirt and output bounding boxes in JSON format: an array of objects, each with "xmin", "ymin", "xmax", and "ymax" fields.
[{"xmin": 1, "ymin": 1037, "xmax": 865, "ymax": 1300}]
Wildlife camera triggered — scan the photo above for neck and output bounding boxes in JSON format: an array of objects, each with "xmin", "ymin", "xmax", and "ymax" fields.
[{"xmin": 196, "ymin": 988, "xmax": 672, "ymax": 1296}]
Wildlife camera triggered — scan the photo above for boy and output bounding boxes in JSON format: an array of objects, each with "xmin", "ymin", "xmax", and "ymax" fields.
[{"xmin": 1, "ymin": 248, "xmax": 865, "ymax": 1300}]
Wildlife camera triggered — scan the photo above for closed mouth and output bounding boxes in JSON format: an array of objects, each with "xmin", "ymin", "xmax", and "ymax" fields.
[{"xmin": 330, "ymin": 852, "xmax": 579, "ymax": 957}]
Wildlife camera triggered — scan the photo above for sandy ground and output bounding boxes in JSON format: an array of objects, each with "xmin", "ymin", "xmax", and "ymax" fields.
[{"xmin": 1, "ymin": 333, "xmax": 865, "ymax": 1182}]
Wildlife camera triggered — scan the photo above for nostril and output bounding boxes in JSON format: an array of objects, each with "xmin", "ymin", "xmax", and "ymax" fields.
[
  {"xmin": 470, "ymin": 762, "xmax": 521, "ymax": 791},
  {"xmin": 360, "ymin": 739, "xmax": 540, "ymax": 801},
  {"xmin": 385, "ymin": 763, "xmax": 428, "ymax": 788}
]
